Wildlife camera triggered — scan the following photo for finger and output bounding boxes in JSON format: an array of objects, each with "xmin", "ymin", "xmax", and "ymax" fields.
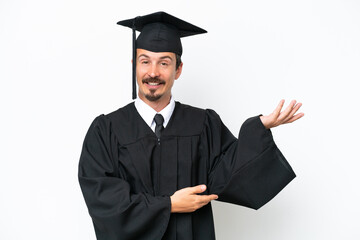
[
  {"xmin": 272, "ymin": 99, "xmax": 285, "ymax": 118},
  {"xmin": 278, "ymin": 100, "xmax": 297, "ymax": 121},
  {"xmin": 284, "ymin": 112, "xmax": 304, "ymax": 124},
  {"xmin": 284, "ymin": 102, "xmax": 302, "ymax": 122},
  {"xmin": 198, "ymin": 194, "xmax": 218, "ymax": 204},
  {"xmin": 207, "ymin": 194, "xmax": 218, "ymax": 201},
  {"xmin": 189, "ymin": 185, "xmax": 207, "ymax": 194}
]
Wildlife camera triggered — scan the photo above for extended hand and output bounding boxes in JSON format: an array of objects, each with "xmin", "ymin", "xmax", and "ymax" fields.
[
  {"xmin": 170, "ymin": 185, "xmax": 218, "ymax": 213},
  {"xmin": 260, "ymin": 99, "xmax": 304, "ymax": 129}
]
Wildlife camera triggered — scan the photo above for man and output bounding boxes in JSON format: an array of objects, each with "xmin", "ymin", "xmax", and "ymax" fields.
[{"xmin": 78, "ymin": 11, "xmax": 304, "ymax": 240}]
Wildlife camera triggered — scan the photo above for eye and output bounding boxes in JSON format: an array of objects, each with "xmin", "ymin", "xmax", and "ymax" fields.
[
  {"xmin": 141, "ymin": 60, "xmax": 149, "ymax": 65},
  {"xmin": 160, "ymin": 62, "xmax": 169, "ymax": 66}
]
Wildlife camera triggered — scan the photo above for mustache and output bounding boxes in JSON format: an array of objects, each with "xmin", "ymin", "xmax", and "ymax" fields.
[{"xmin": 142, "ymin": 77, "xmax": 165, "ymax": 84}]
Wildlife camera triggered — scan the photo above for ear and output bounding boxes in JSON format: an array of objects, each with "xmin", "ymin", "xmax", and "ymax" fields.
[
  {"xmin": 131, "ymin": 59, "xmax": 133, "ymax": 64},
  {"xmin": 175, "ymin": 62, "xmax": 183, "ymax": 80}
]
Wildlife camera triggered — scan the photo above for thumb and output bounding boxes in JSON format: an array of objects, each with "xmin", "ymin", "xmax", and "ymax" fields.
[{"xmin": 190, "ymin": 184, "xmax": 207, "ymax": 194}]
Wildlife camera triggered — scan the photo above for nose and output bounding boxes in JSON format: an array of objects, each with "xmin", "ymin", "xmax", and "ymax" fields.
[{"xmin": 148, "ymin": 64, "xmax": 160, "ymax": 78}]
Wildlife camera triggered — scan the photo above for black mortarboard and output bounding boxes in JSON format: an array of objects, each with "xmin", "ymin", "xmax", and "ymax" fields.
[{"xmin": 117, "ymin": 11, "xmax": 207, "ymax": 99}]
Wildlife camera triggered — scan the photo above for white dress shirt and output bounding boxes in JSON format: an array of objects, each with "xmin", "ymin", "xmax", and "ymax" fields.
[{"xmin": 134, "ymin": 96, "xmax": 176, "ymax": 132}]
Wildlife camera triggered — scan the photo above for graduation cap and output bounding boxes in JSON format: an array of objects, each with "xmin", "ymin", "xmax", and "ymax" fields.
[{"xmin": 117, "ymin": 11, "xmax": 207, "ymax": 99}]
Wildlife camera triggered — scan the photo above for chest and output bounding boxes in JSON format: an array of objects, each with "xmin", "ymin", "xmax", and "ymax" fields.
[{"xmin": 116, "ymin": 135, "xmax": 209, "ymax": 196}]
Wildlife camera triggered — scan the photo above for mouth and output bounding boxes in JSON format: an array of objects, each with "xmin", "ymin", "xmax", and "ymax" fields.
[
  {"xmin": 142, "ymin": 78, "xmax": 165, "ymax": 89},
  {"xmin": 147, "ymin": 82, "xmax": 161, "ymax": 86}
]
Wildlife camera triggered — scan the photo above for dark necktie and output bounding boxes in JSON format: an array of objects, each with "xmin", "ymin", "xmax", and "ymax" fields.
[{"xmin": 154, "ymin": 114, "xmax": 164, "ymax": 141}]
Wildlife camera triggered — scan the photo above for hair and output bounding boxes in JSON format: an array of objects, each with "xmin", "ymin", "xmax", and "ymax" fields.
[{"xmin": 175, "ymin": 54, "xmax": 182, "ymax": 70}]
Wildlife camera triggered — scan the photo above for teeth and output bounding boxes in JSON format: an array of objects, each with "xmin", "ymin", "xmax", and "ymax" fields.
[{"xmin": 148, "ymin": 82, "xmax": 160, "ymax": 86}]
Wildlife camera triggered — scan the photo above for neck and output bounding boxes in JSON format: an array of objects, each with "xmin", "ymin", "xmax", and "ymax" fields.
[{"xmin": 138, "ymin": 94, "xmax": 171, "ymax": 112}]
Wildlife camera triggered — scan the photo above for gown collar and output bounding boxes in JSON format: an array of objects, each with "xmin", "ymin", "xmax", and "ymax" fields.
[{"xmin": 134, "ymin": 96, "xmax": 175, "ymax": 131}]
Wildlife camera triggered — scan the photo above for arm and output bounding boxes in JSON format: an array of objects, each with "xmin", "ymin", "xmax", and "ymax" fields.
[
  {"xmin": 205, "ymin": 100, "xmax": 303, "ymax": 210},
  {"xmin": 78, "ymin": 116, "xmax": 170, "ymax": 240}
]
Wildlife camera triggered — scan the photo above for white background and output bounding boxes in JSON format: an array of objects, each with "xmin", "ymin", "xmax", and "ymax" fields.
[{"xmin": 1, "ymin": 0, "xmax": 359, "ymax": 239}]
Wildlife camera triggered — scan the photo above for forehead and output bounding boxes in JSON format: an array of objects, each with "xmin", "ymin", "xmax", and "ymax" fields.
[{"xmin": 136, "ymin": 48, "xmax": 175, "ymax": 60}]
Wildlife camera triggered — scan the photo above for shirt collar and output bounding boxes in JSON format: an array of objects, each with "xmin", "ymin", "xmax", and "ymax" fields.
[{"xmin": 134, "ymin": 96, "xmax": 175, "ymax": 129}]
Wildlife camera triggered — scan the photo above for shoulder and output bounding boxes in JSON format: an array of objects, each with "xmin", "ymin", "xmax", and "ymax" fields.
[
  {"xmin": 167, "ymin": 102, "xmax": 222, "ymax": 136},
  {"xmin": 105, "ymin": 102, "xmax": 135, "ymax": 122},
  {"xmin": 83, "ymin": 103, "xmax": 139, "ymax": 144},
  {"xmin": 175, "ymin": 101, "xmax": 206, "ymax": 117},
  {"xmin": 87, "ymin": 103, "xmax": 135, "ymax": 131},
  {"xmin": 176, "ymin": 101, "xmax": 221, "ymax": 118},
  {"xmin": 176, "ymin": 101, "xmax": 223, "ymax": 117}
]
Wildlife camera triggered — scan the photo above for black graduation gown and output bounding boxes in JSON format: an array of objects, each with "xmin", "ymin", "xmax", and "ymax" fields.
[{"xmin": 78, "ymin": 102, "xmax": 296, "ymax": 240}]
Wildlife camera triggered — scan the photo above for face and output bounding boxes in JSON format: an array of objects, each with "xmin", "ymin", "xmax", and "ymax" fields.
[{"xmin": 136, "ymin": 48, "xmax": 182, "ymax": 104}]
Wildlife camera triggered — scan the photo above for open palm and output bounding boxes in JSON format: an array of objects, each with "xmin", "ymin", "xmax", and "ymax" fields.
[{"xmin": 260, "ymin": 99, "xmax": 304, "ymax": 129}]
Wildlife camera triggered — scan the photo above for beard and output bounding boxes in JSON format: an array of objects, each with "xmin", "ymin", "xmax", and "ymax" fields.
[
  {"xmin": 142, "ymin": 77, "xmax": 165, "ymax": 102},
  {"xmin": 145, "ymin": 92, "xmax": 162, "ymax": 102}
]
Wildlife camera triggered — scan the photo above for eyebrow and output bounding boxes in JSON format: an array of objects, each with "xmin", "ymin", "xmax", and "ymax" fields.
[
  {"xmin": 159, "ymin": 56, "xmax": 173, "ymax": 61},
  {"xmin": 138, "ymin": 54, "xmax": 150, "ymax": 59},
  {"xmin": 137, "ymin": 54, "xmax": 173, "ymax": 61}
]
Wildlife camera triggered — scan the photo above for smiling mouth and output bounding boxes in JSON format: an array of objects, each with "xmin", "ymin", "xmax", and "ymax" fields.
[
  {"xmin": 142, "ymin": 78, "xmax": 165, "ymax": 87},
  {"xmin": 148, "ymin": 82, "xmax": 161, "ymax": 86}
]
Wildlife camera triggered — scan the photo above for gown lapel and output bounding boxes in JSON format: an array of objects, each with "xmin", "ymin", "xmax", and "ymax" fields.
[{"xmin": 110, "ymin": 103, "xmax": 157, "ymax": 195}]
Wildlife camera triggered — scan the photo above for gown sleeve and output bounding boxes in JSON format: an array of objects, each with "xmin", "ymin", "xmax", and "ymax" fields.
[
  {"xmin": 204, "ymin": 110, "xmax": 296, "ymax": 210},
  {"xmin": 78, "ymin": 115, "xmax": 171, "ymax": 240}
]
